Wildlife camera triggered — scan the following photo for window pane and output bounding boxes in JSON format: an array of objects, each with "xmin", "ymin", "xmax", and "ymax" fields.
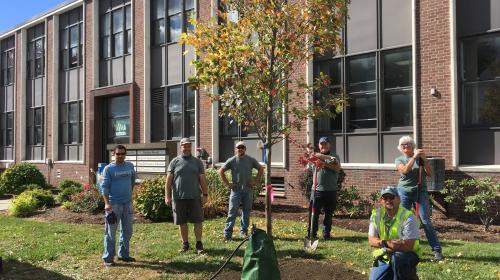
[
  {"xmin": 348, "ymin": 94, "xmax": 376, "ymax": 129},
  {"xmin": 35, "ymin": 58, "xmax": 44, "ymax": 76},
  {"xmin": 126, "ymin": 30, "xmax": 132, "ymax": 54},
  {"xmin": 187, "ymin": 111, "xmax": 195, "ymax": 137},
  {"xmin": 101, "ymin": 14, "xmax": 111, "ymax": 36},
  {"xmin": 384, "ymin": 90, "xmax": 412, "ymax": 128},
  {"xmin": 113, "ymin": 32, "xmax": 124, "ymax": 56},
  {"xmin": 35, "ymin": 40, "xmax": 43, "ymax": 58},
  {"xmin": 186, "ymin": 87, "xmax": 195, "ymax": 110},
  {"xmin": 60, "ymin": 29, "xmax": 68, "ymax": 49},
  {"xmin": 100, "ymin": 0, "xmax": 110, "ymax": 13},
  {"xmin": 462, "ymin": 34, "xmax": 500, "ymax": 81},
  {"xmin": 153, "ymin": 0, "xmax": 165, "ymax": 20},
  {"xmin": 7, "ymin": 51, "xmax": 14, "ymax": 67},
  {"xmin": 69, "ymin": 102, "xmax": 78, "ymax": 122},
  {"xmin": 348, "ymin": 54, "xmax": 376, "ymax": 92},
  {"xmin": 108, "ymin": 95, "xmax": 129, "ymax": 118},
  {"xmin": 70, "ymin": 123, "xmax": 79, "ymax": 143},
  {"xmin": 221, "ymin": 117, "xmax": 238, "ymax": 136},
  {"xmin": 113, "ymin": 9, "xmax": 124, "ymax": 33},
  {"xmin": 168, "ymin": 0, "xmax": 181, "ymax": 15},
  {"xmin": 101, "ymin": 36, "xmax": 110, "ymax": 58},
  {"xmin": 169, "ymin": 113, "xmax": 182, "ymax": 138},
  {"xmin": 185, "ymin": 0, "xmax": 195, "ymax": 10},
  {"xmin": 462, "ymin": 81, "xmax": 500, "ymax": 126},
  {"xmin": 125, "ymin": 5, "xmax": 131, "ymax": 29},
  {"xmin": 153, "ymin": 19, "xmax": 165, "ymax": 45},
  {"xmin": 185, "ymin": 9, "xmax": 195, "ymax": 31},
  {"xmin": 70, "ymin": 47, "xmax": 79, "ymax": 67},
  {"xmin": 168, "ymin": 86, "xmax": 182, "ymax": 112},
  {"xmin": 70, "ymin": 26, "xmax": 79, "ymax": 48},
  {"xmin": 34, "ymin": 108, "xmax": 43, "ymax": 125},
  {"xmin": 35, "ymin": 126, "xmax": 43, "ymax": 145},
  {"xmin": 112, "ymin": 0, "xmax": 123, "ymax": 9},
  {"xmin": 27, "ymin": 43, "xmax": 34, "ymax": 60},
  {"xmin": 383, "ymin": 48, "xmax": 412, "ymax": 89},
  {"xmin": 346, "ymin": 0, "xmax": 377, "ymax": 53},
  {"xmin": 168, "ymin": 14, "xmax": 182, "ymax": 42},
  {"xmin": 61, "ymin": 123, "xmax": 68, "ymax": 144}
]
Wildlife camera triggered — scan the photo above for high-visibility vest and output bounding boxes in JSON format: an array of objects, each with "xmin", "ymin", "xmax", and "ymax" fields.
[{"xmin": 370, "ymin": 206, "xmax": 421, "ymax": 260}]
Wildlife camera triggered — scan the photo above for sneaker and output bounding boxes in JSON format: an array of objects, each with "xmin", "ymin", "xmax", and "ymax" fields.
[
  {"xmin": 195, "ymin": 241, "xmax": 204, "ymax": 254},
  {"xmin": 179, "ymin": 242, "xmax": 190, "ymax": 253},
  {"xmin": 103, "ymin": 261, "xmax": 114, "ymax": 267},
  {"xmin": 433, "ymin": 251, "xmax": 444, "ymax": 261},
  {"xmin": 118, "ymin": 256, "xmax": 136, "ymax": 262}
]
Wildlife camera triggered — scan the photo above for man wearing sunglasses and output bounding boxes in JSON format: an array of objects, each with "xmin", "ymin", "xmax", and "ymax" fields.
[
  {"xmin": 219, "ymin": 141, "xmax": 263, "ymax": 240},
  {"xmin": 101, "ymin": 144, "xmax": 137, "ymax": 267},
  {"xmin": 369, "ymin": 186, "xmax": 420, "ymax": 280}
]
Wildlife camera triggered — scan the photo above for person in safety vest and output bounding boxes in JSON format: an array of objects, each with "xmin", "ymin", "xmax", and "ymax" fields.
[{"xmin": 368, "ymin": 186, "xmax": 421, "ymax": 280}]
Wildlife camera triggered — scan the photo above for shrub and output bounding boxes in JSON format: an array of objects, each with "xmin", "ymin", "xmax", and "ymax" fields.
[
  {"xmin": 134, "ymin": 176, "xmax": 172, "ymax": 221},
  {"xmin": 56, "ymin": 187, "xmax": 82, "ymax": 204},
  {"xmin": 205, "ymin": 168, "xmax": 230, "ymax": 218},
  {"xmin": 336, "ymin": 185, "xmax": 370, "ymax": 218},
  {"xmin": 59, "ymin": 179, "xmax": 83, "ymax": 191},
  {"xmin": 298, "ymin": 170, "xmax": 313, "ymax": 199},
  {"xmin": 9, "ymin": 188, "xmax": 54, "ymax": 217},
  {"xmin": 0, "ymin": 163, "xmax": 47, "ymax": 195},
  {"xmin": 442, "ymin": 178, "xmax": 499, "ymax": 231},
  {"xmin": 66, "ymin": 184, "xmax": 104, "ymax": 214}
]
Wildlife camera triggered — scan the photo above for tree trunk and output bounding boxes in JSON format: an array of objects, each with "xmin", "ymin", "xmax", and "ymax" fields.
[{"xmin": 265, "ymin": 100, "xmax": 273, "ymax": 237}]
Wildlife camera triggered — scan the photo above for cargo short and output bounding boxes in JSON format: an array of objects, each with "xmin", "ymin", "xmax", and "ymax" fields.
[{"xmin": 172, "ymin": 199, "xmax": 204, "ymax": 225}]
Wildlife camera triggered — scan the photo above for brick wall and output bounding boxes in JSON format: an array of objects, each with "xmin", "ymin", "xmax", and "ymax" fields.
[{"xmin": 134, "ymin": 0, "xmax": 145, "ymax": 143}]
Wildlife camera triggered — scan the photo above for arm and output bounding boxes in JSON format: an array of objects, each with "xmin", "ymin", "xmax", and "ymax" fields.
[
  {"xmin": 255, "ymin": 165, "xmax": 264, "ymax": 184},
  {"xmin": 165, "ymin": 172, "xmax": 173, "ymax": 205},
  {"xmin": 315, "ymin": 153, "xmax": 341, "ymax": 172},
  {"xmin": 199, "ymin": 174, "xmax": 208, "ymax": 205},
  {"xmin": 218, "ymin": 167, "xmax": 232, "ymax": 188},
  {"xmin": 101, "ymin": 166, "xmax": 112, "ymax": 211},
  {"xmin": 397, "ymin": 157, "xmax": 417, "ymax": 175},
  {"xmin": 369, "ymin": 235, "xmax": 415, "ymax": 252}
]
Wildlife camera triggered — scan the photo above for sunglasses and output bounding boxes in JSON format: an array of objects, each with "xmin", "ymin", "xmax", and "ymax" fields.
[
  {"xmin": 115, "ymin": 152, "xmax": 126, "ymax": 156},
  {"xmin": 382, "ymin": 195, "xmax": 395, "ymax": 201},
  {"xmin": 236, "ymin": 146, "xmax": 246, "ymax": 150},
  {"xmin": 401, "ymin": 143, "xmax": 413, "ymax": 148}
]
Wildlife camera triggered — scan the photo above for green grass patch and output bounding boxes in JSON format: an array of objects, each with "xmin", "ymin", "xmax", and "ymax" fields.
[{"xmin": 0, "ymin": 216, "xmax": 498, "ymax": 279}]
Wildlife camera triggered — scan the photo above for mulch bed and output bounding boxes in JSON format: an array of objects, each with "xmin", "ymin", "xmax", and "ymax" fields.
[
  {"xmin": 216, "ymin": 258, "xmax": 364, "ymax": 280},
  {"xmin": 251, "ymin": 204, "xmax": 500, "ymax": 243}
]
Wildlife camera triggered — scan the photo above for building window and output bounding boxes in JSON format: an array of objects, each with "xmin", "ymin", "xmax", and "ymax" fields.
[
  {"xmin": 100, "ymin": 0, "xmax": 131, "ymax": 58},
  {"xmin": 151, "ymin": 85, "xmax": 196, "ymax": 141},
  {"xmin": 60, "ymin": 7, "xmax": 83, "ymax": 70},
  {"xmin": 151, "ymin": 0, "xmax": 195, "ymax": 46},
  {"xmin": 151, "ymin": 0, "xmax": 197, "ymax": 142},
  {"xmin": 313, "ymin": 0, "xmax": 412, "ymax": 164},
  {"xmin": 0, "ymin": 36, "xmax": 15, "ymax": 160},
  {"xmin": 26, "ymin": 23, "xmax": 45, "ymax": 160},
  {"xmin": 99, "ymin": 0, "xmax": 132, "ymax": 86},
  {"xmin": 106, "ymin": 95, "xmax": 130, "ymax": 144},
  {"xmin": 58, "ymin": 7, "xmax": 84, "ymax": 161},
  {"xmin": 459, "ymin": 32, "xmax": 500, "ymax": 164}
]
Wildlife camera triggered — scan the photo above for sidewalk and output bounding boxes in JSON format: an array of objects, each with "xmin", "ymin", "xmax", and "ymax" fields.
[{"xmin": 0, "ymin": 198, "xmax": 11, "ymax": 211}]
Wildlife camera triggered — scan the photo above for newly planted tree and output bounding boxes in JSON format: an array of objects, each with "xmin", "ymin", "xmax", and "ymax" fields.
[{"xmin": 182, "ymin": 0, "xmax": 348, "ymax": 236}]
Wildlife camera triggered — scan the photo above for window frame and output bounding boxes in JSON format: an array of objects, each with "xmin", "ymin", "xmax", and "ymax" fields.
[
  {"xmin": 59, "ymin": 7, "xmax": 83, "ymax": 70},
  {"xmin": 100, "ymin": 0, "xmax": 132, "ymax": 60},
  {"xmin": 151, "ymin": 0, "xmax": 195, "ymax": 47},
  {"xmin": 0, "ymin": 36, "xmax": 15, "ymax": 160}
]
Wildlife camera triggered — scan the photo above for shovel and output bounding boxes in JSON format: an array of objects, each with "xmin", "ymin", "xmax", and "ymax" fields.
[{"xmin": 304, "ymin": 169, "xmax": 319, "ymax": 251}]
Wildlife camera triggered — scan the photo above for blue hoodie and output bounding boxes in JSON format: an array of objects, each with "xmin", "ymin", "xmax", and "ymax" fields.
[{"xmin": 101, "ymin": 161, "xmax": 136, "ymax": 204}]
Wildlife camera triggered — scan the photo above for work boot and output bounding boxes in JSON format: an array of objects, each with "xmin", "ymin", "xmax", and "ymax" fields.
[
  {"xmin": 179, "ymin": 241, "xmax": 190, "ymax": 253},
  {"xmin": 195, "ymin": 241, "xmax": 204, "ymax": 254}
]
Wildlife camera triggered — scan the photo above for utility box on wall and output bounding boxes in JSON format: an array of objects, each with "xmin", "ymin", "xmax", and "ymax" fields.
[{"xmin": 427, "ymin": 157, "xmax": 445, "ymax": 192}]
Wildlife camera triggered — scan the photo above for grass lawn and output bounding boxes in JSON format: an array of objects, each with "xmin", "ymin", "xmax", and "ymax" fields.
[{"xmin": 0, "ymin": 215, "xmax": 498, "ymax": 280}]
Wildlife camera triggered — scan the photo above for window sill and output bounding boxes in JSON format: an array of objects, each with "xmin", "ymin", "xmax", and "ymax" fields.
[
  {"xmin": 456, "ymin": 165, "xmax": 500, "ymax": 173},
  {"xmin": 341, "ymin": 163, "xmax": 395, "ymax": 170},
  {"xmin": 21, "ymin": 160, "xmax": 46, "ymax": 164},
  {"xmin": 53, "ymin": 161, "xmax": 85, "ymax": 165},
  {"xmin": 0, "ymin": 160, "xmax": 14, "ymax": 163}
]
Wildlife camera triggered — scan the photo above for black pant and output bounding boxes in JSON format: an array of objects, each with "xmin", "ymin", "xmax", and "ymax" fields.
[{"xmin": 307, "ymin": 191, "xmax": 337, "ymax": 238}]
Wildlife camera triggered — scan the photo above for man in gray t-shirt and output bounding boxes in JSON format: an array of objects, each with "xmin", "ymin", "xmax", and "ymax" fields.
[
  {"xmin": 165, "ymin": 138, "xmax": 208, "ymax": 254},
  {"xmin": 219, "ymin": 141, "xmax": 263, "ymax": 240}
]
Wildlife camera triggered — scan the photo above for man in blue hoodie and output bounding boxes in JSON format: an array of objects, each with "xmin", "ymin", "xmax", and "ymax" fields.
[{"xmin": 101, "ymin": 144, "xmax": 136, "ymax": 267}]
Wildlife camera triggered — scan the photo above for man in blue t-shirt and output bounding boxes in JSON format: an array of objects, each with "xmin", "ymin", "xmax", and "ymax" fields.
[{"xmin": 101, "ymin": 144, "xmax": 136, "ymax": 267}]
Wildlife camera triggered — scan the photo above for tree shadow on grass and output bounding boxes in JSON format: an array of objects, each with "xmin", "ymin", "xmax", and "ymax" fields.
[
  {"xmin": 445, "ymin": 255, "xmax": 500, "ymax": 264},
  {"xmin": 1, "ymin": 259, "xmax": 73, "ymax": 280}
]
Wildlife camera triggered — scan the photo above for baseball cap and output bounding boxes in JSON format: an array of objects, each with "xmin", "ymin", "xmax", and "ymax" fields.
[
  {"xmin": 235, "ymin": 141, "xmax": 246, "ymax": 148},
  {"xmin": 318, "ymin": 136, "xmax": 330, "ymax": 144},
  {"xmin": 180, "ymin": 138, "xmax": 192, "ymax": 145},
  {"xmin": 380, "ymin": 186, "xmax": 399, "ymax": 197}
]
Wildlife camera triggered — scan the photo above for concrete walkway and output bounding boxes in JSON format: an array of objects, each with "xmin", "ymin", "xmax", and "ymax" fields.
[{"xmin": 0, "ymin": 198, "xmax": 11, "ymax": 211}]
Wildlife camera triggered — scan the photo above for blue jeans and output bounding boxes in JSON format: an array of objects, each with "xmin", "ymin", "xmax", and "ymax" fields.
[
  {"xmin": 370, "ymin": 251, "xmax": 419, "ymax": 280},
  {"xmin": 224, "ymin": 190, "xmax": 253, "ymax": 238},
  {"xmin": 102, "ymin": 202, "xmax": 133, "ymax": 262},
  {"xmin": 397, "ymin": 187, "xmax": 442, "ymax": 252}
]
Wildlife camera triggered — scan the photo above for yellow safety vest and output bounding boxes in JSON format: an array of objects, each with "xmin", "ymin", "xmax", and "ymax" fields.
[{"xmin": 370, "ymin": 206, "xmax": 421, "ymax": 260}]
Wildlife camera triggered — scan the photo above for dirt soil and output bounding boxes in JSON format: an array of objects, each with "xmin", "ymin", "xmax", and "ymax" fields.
[
  {"xmin": 2, "ymin": 203, "xmax": 498, "ymax": 243},
  {"xmin": 251, "ymin": 204, "xmax": 500, "ymax": 243},
  {"xmin": 216, "ymin": 258, "xmax": 364, "ymax": 280}
]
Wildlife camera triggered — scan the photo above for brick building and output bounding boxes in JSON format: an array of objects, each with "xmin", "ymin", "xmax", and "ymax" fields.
[{"xmin": 0, "ymin": 0, "xmax": 498, "ymax": 210}]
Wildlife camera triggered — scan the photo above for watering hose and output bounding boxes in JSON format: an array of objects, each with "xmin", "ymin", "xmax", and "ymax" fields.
[{"xmin": 209, "ymin": 237, "xmax": 250, "ymax": 280}]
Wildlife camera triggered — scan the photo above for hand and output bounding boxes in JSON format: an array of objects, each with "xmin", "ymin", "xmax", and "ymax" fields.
[
  {"xmin": 105, "ymin": 203, "xmax": 112, "ymax": 212},
  {"xmin": 414, "ymin": 149, "xmax": 424, "ymax": 159},
  {"xmin": 316, "ymin": 160, "xmax": 325, "ymax": 169},
  {"xmin": 165, "ymin": 196, "xmax": 172, "ymax": 206}
]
